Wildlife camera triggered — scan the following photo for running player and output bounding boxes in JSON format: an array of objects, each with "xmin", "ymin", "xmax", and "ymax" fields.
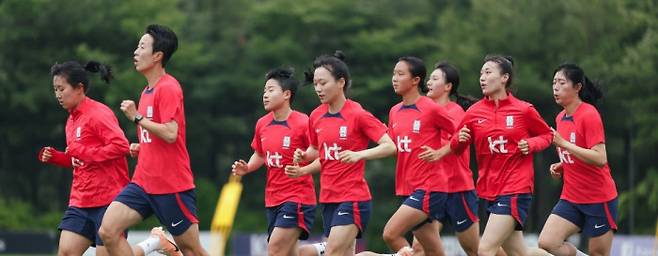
[
  {"xmin": 98, "ymin": 24, "xmax": 207, "ymax": 256},
  {"xmin": 538, "ymin": 63, "xmax": 617, "ymax": 256},
  {"xmin": 420, "ymin": 61, "xmax": 480, "ymax": 256},
  {"xmin": 39, "ymin": 60, "xmax": 129, "ymax": 256},
  {"xmin": 448, "ymin": 55, "xmax": 553, "ymax": 256},
  {"xmin": 382, "ymin": 57, "xmax": 455, "ymax": 256},
  {"xmin": 231, "ymin": 68, "xmax": 316, "ymax": 256},
  {"xmin": 286, "ymin": 51, "xmax": 397, "ymax": 256}
]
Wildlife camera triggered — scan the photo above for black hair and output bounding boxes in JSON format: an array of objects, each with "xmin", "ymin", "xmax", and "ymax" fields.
[
  {"xmin": 434, "ymin": 61, "xmax": 477, "ymax": 110},
  {"xmin": 483, "ymin": 55, "xmax": 514, "ymax": 89},
  {"xmin": 398, "ymin": 56, "xmax": 427, "ymax": 93},
  {"xmin": 145, "ymin": 24, "xmax": 178, "ymax": 67},
  {"xmin": 553, "ymin": 63, "xmax": 603, "ymax": 105},
  {"xmin": 50, "ymin": 61, "xmax": 113, "ymax": 93},
  {"xmin": 304, "ymin": 50, "xmax": 351, "ymax": 95},
  {"xmin": 265, "ymin": 67, "xmax": 300, "ymax": 104}
]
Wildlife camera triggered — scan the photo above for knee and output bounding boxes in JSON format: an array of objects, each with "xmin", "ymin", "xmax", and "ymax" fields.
[
  {"xmin": 461, "ymin": 243, "xmax": 477, "ymax": 256},
  {"xmin": 382, "ymin": 229, "xmax": 398, "ymax": 245},
  {"xmin": 477, "ymin": 243, "xmax": 496, "ymax": 256},
  {"xmin": 267, "ymin": 240, "xmax": 287, "ymax": 256},
  {"xmin": 57, "ymin": 247, "xmax": 77, "ymax": 256},
  {"xmin": 178, "ymin": 244, "xmax": 208, "ymax": 256},
  {"xmin": 537, "ymin": 236, "xmax": 559, "ymax": 253},
  {"xmin": 588, "ymin": 245, "xmax": 608, "ymax": 256},
  {"xmin": 98, "ymin": 226, "xmax": 120, "ymax": 245}
]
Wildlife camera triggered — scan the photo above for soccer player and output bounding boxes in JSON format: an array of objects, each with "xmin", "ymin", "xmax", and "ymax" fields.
[
  {"xmin": 98, "ymin": 24, "xmax": 207, "ymax": 256},
  {"xmin": 538, "ymin": 63, "xmax": 617, "ymax": 256},
  {"xmin": 421, "ymin": 61, "xmax": 480, "ymax": 256},
  {"xmin": 285, "ymin": 51, "xmax": 397, "ymax": 256},
  {"xmin": 447, "ymin": 55, "xmax": 553, "ymax": 256},
  {"xmin": 382, "ymin": 57, "xmax": 455, "ymax": 256},
  {"xmin": 231, "ymin": 68, "xmax": 317, "ymax": 256},
  {"xmin": 39, "ymin": 60, "xmax": 130, "ymax": 256}
]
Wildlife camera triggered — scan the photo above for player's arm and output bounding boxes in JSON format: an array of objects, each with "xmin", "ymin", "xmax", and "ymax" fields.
[
  {"xmin": 120, "ymin": 100, "xmax": 178, "ymax": 143},
  {"xmin": 232, "ymin": 152, "xmax": 265, "ymax": 176},
  {"xmin": 552, "ymin": 128, "xmax": 607, "ymax": 167},
  {"xmin": 66, "ymin": 118, "xmax": 130, "ymax": 163},
  {"xmin": 418, "ymin": 143, "xmax": 452, "ymax": 162},
  {"xmin": 137, "ymin": 118, "xmax": 178, "ymax": 143},
  {"xmin": 294, "ymin": 146, "xmax": 319, "ymax": 164},
  {"xmin": 38, "ymin": 146, "xmax": 73, "ymax": 168},
  {"xmin": 520, "ymin": 106, "xmax": 552, "ymax": 154},
  {"xmin": 285, "ymin": 158, "xmax": 321, "ymax": 178},
  {"xmin": 338, "ymin": 134, "xmax": 396, "ymax": 163}
]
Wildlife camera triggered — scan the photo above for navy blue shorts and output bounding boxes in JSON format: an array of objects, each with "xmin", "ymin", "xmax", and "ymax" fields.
[
  {"xmin": 322, "ymin": 201, "xmax": 371, "ymax": 239},
  {"xmin": 402, "ymin": 190, "xmax": 448, "ymax": 222},
  {"xmin": 438, "ymin": 190, "xmax": 479, "ymax": 232},
  {"xmin": 114, "ymin": 183, "xmax": 198, "ymax": 236},
  {"xmin": 266, "ymin": 202, "xmax": 316, "ymax": 241},
  {"xmin": 552, "ymin": 198, "xmax": 618, "ymax": 237},
  {"xmin": 485, "ymin": 194, "xmax": 532, "ymax": 231},
  {"xmin": 58, "ymin": 206, "xmax": 125, "ymax": 246}
]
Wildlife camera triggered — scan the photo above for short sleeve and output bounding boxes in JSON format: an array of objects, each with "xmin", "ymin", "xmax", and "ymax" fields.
[
  {"xmin": 156, "ymin": 83, "xmax": 182, "ymax": 123},
  {"xmin": 358, "ymin": 110, "xmax": 388, "ymax": 142},
  {"xmin": 250, "ymin": 122, "xmax": 263, "ymax": 155},
  {"xmin": 582, "ymin": 111, "xmax": 606, "ymax": 148}
]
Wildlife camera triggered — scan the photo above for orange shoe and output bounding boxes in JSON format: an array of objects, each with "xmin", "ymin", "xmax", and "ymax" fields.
[{"xmin": 150, "ymin": 227, "xmax": 182, "ymax": 256}]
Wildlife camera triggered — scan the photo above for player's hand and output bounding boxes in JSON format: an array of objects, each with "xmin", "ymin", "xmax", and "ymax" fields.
[
  {"xmin": 549, "ymin": 162, "xmax": 563, "ymax": 179},
  {"xmin": 71, "ymin": 157, "xmax": 84, "ymax": 168},
  {"xmin": 293, "ymin": 148, "xmax": 306, "ymax": 164},
  {"xmin": 120, "ymin": 100, "xmax": 138, "ymax": 121},
  {"xmin": 231, "ymin": 159, "xmax": 249, "ymax": 176},
  {"xmin": 40, "ymin": 147, "xmax": 53, "ymax": 162},
  {"xmin": 518, "ymin": 139, "xmax": 530, "ymax": 155},
  {"xmin": 284, "ymin": 164, "xmax": 305, "ymax": 178},
  {"xmin": 551, "ymin": 127, "xmax": 567, "ymax": 148},
  {"xmin": 418, "ymin": 145, "xmax": 441, "ymax": 162},
  {"xmin": 458, "ymin": 125, "xmax": 471, "ymax": 142},
  {"xmin": 338, "ymin": 150, "xmax": 362, "ymax": 163},
  {"xmin": 129, "ymin": 143, "xmax": 140, "ymax": 158}
]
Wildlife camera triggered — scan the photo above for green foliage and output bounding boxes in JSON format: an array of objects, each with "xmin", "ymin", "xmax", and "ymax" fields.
[
  {"xmin": 0, "ymin": 198, "xmax": 61, "ymax": 230},
  {"xmin": 619, "ymin": 168, "xmax": 658, "ymax": 234}
]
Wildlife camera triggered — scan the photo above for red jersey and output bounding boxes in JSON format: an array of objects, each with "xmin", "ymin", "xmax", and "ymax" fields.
[
  {"xmin": 555, "ymin": 103, "xmax": 617, "ymax": 203},
  {"xmin": 309, "ymin": 100, "xmax": 388, "ymax": 203},
  {"xmin": 388, "ymin": 96, "xmax": 455, "ymax": 196},
  {"xmin": 437, "ymin": 101, "xmax": 475, "ymax": 192},
  {"xmin": 64, "ymin": 97, "xmax": 130, "ymax": 207},
  {"xmin": 450, "ymin": 94, "xmax": 552, "ymax": 200},
  {"xmin": 250, "ymin": 111, "xmax": 317, "ymax": 207},
  {"xmin": 133, "ymin": 74, "xmax": 194, "ymax": 194}
]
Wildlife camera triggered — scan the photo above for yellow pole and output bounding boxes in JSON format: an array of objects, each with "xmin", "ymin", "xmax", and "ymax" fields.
[{"xmin": 210, "ymin": 175, "xmax": 243, "ymax": 256}]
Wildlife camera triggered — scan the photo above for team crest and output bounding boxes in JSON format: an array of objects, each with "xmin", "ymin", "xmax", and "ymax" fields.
[
  {"xmin": 569, "ymin": 132, "xmax": 576, "ymax": 143},
  {"xmin": 339, "ymin": 126, "xmax": 348, "ymax": 139},
  {"xmin": 146, "ymin": 106, "xmax": 153, "ymax": 118},
  {"xmin": 412, "ymin": 120, "xmax": 421, "ymax": 133},
  {"xmin": 75, "ymin": 127, "xmax": 81, "ymax": 138},
  {"xmin": 282, "ymin": 136, "xmax": 291, "ymax": 148},
  {"xmin": 506, "ymin": 116, "xmax": 514, "ymax": 128}
]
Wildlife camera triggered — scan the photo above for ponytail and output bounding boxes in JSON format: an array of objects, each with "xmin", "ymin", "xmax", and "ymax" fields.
[
  {"xmin": 454, "ymin": 92, "xmax": 478, "ymax": 110},
  {"xmin": 84, "ymin": 61, "xmax": 113, "ymax": 84},
  {"xmin": 51, "ymin": 60, "xmax": 113, "ymax": 93},
  {"xmin": 580, "ymin": 76, "xmax": 603, "ymax": 105}
]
